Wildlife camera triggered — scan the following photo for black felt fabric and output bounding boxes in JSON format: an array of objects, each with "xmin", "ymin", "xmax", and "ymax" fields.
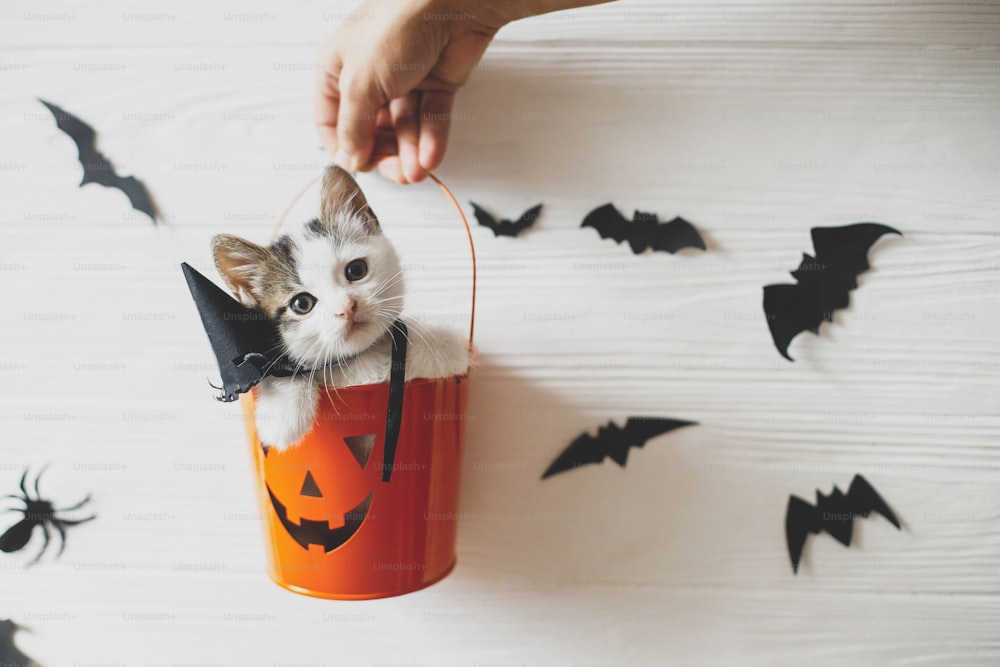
[
  {"xmin": 381, "ymin": 321, "xmax": 408, "ymax": 483},
  {"xmin": 181, "ymin": 262, "xmax": 285, "ymax": 402}
]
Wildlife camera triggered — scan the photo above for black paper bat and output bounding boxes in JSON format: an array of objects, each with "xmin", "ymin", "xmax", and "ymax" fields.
[
  {"xmin": 581, "ymin": 203, "xmax": 705, "ymax": 254},
  {"xmin": 786, "ymin": 474, "xmax": 900, "ymax": 574},
  {"xmin": 0, "ymin": 619, "xmax": 35, "ymax": 667},
  {"xmin": 763, "ymin": 223, "xmax": 900, "ymax": 360},
  {"xmin": 39, "ymin": 98, "xmax": 157, "ymax": 223},
  {"xmin": 181, "ymin": 262, "xmax": 286, "ymax": 402},
  {"xmin": 542, "ymin": 417, "xmax": 697, "ymax": 479},
  {"xmin": 470, "ymin": 202, "xmax": 542, "ymax": 237},
  {"xmin": 0, "ymin": 466, "xmax": 95, "ymax": 567}
]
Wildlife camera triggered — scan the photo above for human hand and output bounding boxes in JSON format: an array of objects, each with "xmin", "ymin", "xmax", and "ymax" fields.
[{"xmin": 315, "ymin": 0, "xmax": 510, "ymax": 184}]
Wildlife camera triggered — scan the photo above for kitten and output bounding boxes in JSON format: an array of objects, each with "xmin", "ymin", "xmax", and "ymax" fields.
[{"xmin": 212, "ymin": 166, "xmax": 470, "ymax": 450}]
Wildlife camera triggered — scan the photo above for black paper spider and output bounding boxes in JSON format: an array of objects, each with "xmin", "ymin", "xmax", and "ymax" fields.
[
  {"xmin": 0, "ymin": 618, "xmax": 35, "ymax": 667},
  {"xmin": 1, "ymin": 466, "xmax": 95, "ymax": 566}
]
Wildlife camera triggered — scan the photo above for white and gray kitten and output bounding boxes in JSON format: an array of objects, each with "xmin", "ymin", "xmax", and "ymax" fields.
[{"xmin": 212, "ymin": 166, "xmax": 469, "ymax": 450}]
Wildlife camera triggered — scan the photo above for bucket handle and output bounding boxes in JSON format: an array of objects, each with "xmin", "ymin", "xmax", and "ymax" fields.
[
  {"xmin": 272, "ymin": 172, "xmax": 476, "ymax": 349},
  {"xmin": 425, "ymin": 172, "xmax": 476, "ymax": 348}
]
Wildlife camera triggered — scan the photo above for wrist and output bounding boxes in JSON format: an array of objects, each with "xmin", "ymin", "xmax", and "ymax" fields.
[
  {"xmin": 411, "ymin": 0, "xmax": 511, "ymax": 32},
  {"xmin": 478, "ymin": 0, "xmax": 610, "ymax": 26},
  {"xmin": 425, "ymin": 1, "xmax": 551, "ymax": 30}
]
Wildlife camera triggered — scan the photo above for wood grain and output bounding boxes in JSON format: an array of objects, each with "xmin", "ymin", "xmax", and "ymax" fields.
[{"xmin": 1, "ymin": 1, "xmax": 998, "ymax": 665}]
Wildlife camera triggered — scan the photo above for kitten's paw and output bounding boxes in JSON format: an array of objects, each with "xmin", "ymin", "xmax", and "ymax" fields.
[
  {"xmin": 253, "ymin": 379, "xmax": 319, "ymax": 451},
  {"xmin": 255, "ymin": 411, "xmax": 313, "ymax": 451}
]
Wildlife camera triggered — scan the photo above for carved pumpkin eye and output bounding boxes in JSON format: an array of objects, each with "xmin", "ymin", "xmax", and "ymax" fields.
[{"xmin": 344, "ymin": 433, "xmax": 376, "ymax": 468}]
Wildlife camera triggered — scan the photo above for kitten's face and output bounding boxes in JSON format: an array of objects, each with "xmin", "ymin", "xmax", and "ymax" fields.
[{"xmin": 212, "ymin": 166, "xmax": 404, "ymax": 366}]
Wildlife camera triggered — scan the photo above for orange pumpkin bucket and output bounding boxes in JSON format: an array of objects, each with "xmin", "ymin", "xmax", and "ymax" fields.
[{"xmin": 241, "ymin": 174, "xmax": 476, "ymax": 600}]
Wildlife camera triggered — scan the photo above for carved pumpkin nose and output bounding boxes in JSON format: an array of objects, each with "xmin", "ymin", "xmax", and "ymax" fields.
[{"xmin": 300, "ymin": 471, "xmax": 323, "ymax": 498}]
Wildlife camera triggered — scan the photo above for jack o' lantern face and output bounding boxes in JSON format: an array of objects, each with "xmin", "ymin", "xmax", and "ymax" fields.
[{"xmin": 263, "ymin": 433, "xmax": 378, "ymax": 553}]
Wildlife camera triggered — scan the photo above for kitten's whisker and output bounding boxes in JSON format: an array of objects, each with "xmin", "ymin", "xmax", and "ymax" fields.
[
  {"xmin": 294, "ymin": 337, "xmax": 326, "ymax": 383},
  {"xmin": 306, "ymin": 335, "xmax": 331, "ymax": 387},
  {"xmin": 402, "ymin": 319, "xmax": 435, "ymax": 355},
  {"xmin": 320, "ymin": 357, "xmax": 336, "ymax": 404},
  {"xmin": 258, "ymin": 338, "xmax": 293, "ymax": 378},
  {"xmin": 367, "ymin": 294, "xmax": 405, "ymax": 304},
  {"xmin": 371, "ymin": 314, "xmax": 395, "ymax": 341},
  {"xmin": 394, "ymin": 318, "xmax": 442, "ymax": 379},
  {"xmin": 405, "ymin": 318, "xmax": 449, "ymax": 369},
  {"xmin": 312, "ymin": 334, "xmax": 333, "ymax": 400},
  {"xmin": 329, "ymin": 337, "xmax": 355, "ymax": 404},
  {"xmin": 370, "ymin": 286, "xmax": 403, "ymax": 308},
  {"xmin": 373, "ymin": 267, "xmax": 405, "ymax": 288},
  {"xmin": 369, "ymin": 269, "xmax": 405, "ymax": 298},
  {"xmin": 321, "ymin": 338, "xmax": 346, "ymax": 406},
  {"xmin": 367, "ymin": 299, "xmax": 404, "ymax": 312}
]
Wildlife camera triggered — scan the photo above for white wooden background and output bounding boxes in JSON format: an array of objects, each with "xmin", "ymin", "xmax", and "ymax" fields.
[{"xmin": 1, "ymin": 0, "xmax": 998, "ymax": 664}]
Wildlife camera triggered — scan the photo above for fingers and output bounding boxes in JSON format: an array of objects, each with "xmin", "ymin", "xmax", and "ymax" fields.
[
  {"xmin": 371, "ymin": 91, "xmax": 457, "ymax": 184},
  {"xmin": 375, "ymin": 90, "xmax": 456, "ymax": 184},
  {"xmin": 418, "ymin": 91, "xmax": 455, "ymax": 172},
  {"xmin": 376, "ymin": 156, "xmax": 406, "ymax": 183},
  {"xmin": 335, "ymin": 67, "xmax": 387, "ymax": 172},
  {"xmin": 389, "ymin": 93, "xmax": 425, "ymax": 183},
  {"xmin": 314, "ymin": 4, "xmax": 464, "ymax": 181},
  {"xmin": 369, "ymin": 127, "xmax": 400, "ymax": 173},
  {"xmin": 314, "ymin": 45, "xmax": 342, "ymax": 157}
]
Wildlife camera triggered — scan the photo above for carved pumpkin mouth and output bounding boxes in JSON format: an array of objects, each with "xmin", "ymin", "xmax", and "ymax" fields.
[{"xmin": 266, "ymin": 484, "xmax": 373, "ymax": 553}]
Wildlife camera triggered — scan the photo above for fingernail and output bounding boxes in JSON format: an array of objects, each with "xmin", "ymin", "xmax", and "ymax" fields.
[
  {"xmin": 334, "ymin": 150, "xmax": 351, "ymax": 169},
  {"xmin": 402, "ymin": 158, "xmax": 419, "ymax": 182},
  {"xmin": 381, "ymin": 159, "xmax": 406, "ymax": 184}
]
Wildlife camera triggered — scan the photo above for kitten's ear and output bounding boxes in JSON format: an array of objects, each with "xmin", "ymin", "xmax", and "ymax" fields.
[
  {"xmin": 319, "ymin": 165, "xmax": 381, "ymax": 235},
  {"xmin": 212, "ymin": 234, "xmax": 270, "ymax": 307}
]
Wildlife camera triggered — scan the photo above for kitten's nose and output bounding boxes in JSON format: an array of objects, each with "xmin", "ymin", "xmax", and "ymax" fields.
[{"xmin": 336, "ymin": 298, "xmax": 358, "ymax": 320}]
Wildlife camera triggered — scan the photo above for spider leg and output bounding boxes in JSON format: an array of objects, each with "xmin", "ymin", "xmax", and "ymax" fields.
[
  {"xmin": 17, "ymin": 468, "xmax": 28, "ymax": 497},
  {"xmin": 26, "ymin": 522, "xmax": 50, "ymax": 568},
  {"xmin": 53, "ymin": 521, "xmax": 69, "ymax": 557},
  {"xmin": 56, "ymin": 494, "xmax": 92, "ymax": 513},
  {"xmin": 0, "ymin": 501, "xmax": 26, "ymax": 519},
  {"xmin": 1, "ymin": 494, "xmax": 27, "ymax": 503},
  {"xmin": 32, "ymin": 462, "xmax": 52, "ymax": 502},
  {"xmin": 56, "ymin": 515, "xmax": 96, "ymax": 526},
  {"xmin": 55, "ymin": 494, "xmax": 90, "ymax": 512}
]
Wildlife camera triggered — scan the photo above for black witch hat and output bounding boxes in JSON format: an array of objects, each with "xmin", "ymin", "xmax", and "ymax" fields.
[{"xmin": 181, "ymin": 262, "xmax": 286, "ymax": 402}]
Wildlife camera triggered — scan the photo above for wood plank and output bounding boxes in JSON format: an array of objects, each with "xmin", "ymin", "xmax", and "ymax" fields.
[
  {"xmin": 2, "ymin": 0, "xmax": 999, "ymax": 48},
  {"xmin": 0, "ymin": 1, "xmax": 998, "ymax": 663},
  {"xmin": 5, "ymin": 577, "xmax": 999, "ymax": 665},
  {"xmin": 1, "ymin": 41, "xmax": 996, "ymax": 232},
  {"xmin": 0, "ymin": 226, "xmax": 995, "ymax": 596}
]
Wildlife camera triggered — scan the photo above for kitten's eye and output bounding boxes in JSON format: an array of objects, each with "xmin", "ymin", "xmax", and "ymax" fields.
[
  {"xmin": 289, "ymin": 292, "xmax": 317, "ymax": 315},
  {"xmin": 345, "ymin": 259, "xmax": 368, "ymax": 282}
]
